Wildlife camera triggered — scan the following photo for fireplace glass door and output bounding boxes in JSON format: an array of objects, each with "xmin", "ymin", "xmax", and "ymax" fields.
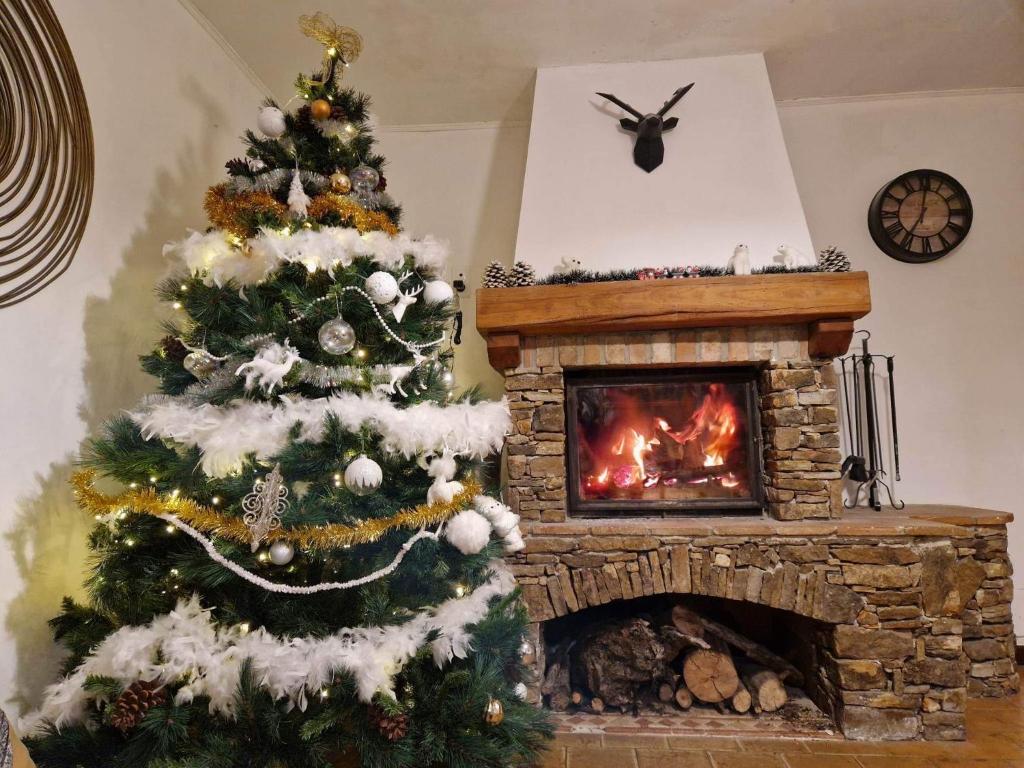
[{"xmin": 566, "ymin": 367, "xmax": 764, "ymax": 516}]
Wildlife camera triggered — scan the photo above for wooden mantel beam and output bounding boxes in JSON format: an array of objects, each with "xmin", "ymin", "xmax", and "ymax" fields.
[{"xmin": 476, "ymin": 271, "xmax": 870, "ymax": 371}]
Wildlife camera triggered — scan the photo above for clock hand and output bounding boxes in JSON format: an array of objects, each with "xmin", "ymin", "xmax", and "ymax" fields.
[{"xmin": 911, "ymin": 194, "xmax": 928, "ymax": 234}]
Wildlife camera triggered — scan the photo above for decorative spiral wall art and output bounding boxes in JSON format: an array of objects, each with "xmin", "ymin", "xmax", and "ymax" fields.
[{"xmin": 0, "ymin": 0, "xmax": 94, "ymax": 308}]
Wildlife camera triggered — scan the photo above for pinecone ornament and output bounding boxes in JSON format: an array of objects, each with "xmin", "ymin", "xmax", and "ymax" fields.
[
  {"xmin": 367, "ymin": 704, "xmax": 409, "ymax": 742},
  {"xmin": 482, "ymin": 260, "xmax": 508, "ymax": 288},
  {"xmin": 817, "ymin": 245, "xmax": 851, "ymax": 272},
  {"xmin": 160, "ymin": 335, "xmax": 188, "ymax": 363},
  {"xmin": 109, "ymin": 680, "xmax": 167, "ymax": 733},
  {"xmin": 508, "ymin": 260, "xmax": 536, "ymax": 287}
]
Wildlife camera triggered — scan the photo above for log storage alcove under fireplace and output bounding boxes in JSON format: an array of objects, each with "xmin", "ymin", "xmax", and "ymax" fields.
[{"xmin": 477, "ymin": 273, "xmax": 1018, "ymax": 742}]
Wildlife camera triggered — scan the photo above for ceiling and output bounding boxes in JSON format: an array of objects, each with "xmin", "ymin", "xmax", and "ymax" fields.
[{"xmin": 189, "ymin": 0, "xmax": 1024, "ymax": 126}]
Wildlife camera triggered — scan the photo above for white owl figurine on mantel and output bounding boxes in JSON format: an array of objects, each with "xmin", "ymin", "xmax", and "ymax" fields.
[
  {"xmin": 729, "ymin": 244, "xmax": 751, "ymax": 275},
  {"xmin": 774, "ymin": 244, "xmax": 816, "ymax": 269}
]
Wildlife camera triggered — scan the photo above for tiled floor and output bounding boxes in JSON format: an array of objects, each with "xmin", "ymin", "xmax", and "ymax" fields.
[{"xmin": 539, "ymin": 695, "xmax": 1024, "ymax": 767}]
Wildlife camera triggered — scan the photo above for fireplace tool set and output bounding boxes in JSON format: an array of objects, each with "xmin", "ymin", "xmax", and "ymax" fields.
[{"xmin": 839, "ymin": 330, "xmax": 904, "ymax": 511}]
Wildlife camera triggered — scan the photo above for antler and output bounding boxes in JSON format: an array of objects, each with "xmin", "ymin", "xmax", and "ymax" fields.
[
  {"xmin": 595, "ymin": 92, "xmax": 644, "ymax": 120},
  {"xmin": 657, "ymin": 83, "xmax": 695, "ymax": 117}
]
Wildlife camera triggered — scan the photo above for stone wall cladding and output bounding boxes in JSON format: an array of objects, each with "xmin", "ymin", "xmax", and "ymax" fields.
[
  {"xmin": 503, "ymin": 326, "xmax": 841, "ymax": 521},
  {"xmin": 511, "ymin": 523, "xmax": 1017, "ymax": 741}
]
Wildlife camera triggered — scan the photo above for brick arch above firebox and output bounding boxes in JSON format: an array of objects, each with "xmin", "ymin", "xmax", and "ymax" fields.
[{"xmin": 518, "ymin": 542, "xmax": 866, "ymax": 625}]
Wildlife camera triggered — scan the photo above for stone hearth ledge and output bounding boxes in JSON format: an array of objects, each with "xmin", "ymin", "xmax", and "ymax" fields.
[{"xmin": 511, "ymin": 504, "xmax": 1017, "ymax": 741}]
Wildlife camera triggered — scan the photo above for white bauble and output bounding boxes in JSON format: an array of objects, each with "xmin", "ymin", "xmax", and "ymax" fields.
[
  {"xmin": 444, "ymin": 509, "xmax": 492, "ymax": 555},
  {"xmin": 514, "ymin": 682, "xmax": 529, "ymax": 700},
  {"xmin": 422, "ymin": 280, "xmax": 454, "ymax": 305},
  {"xmin": 268, "ymin": 540, "xmax": 295, "ymax": 565},
  {"xmin": 502, "ymin": 530, "xmax": 525, "ymax": 553},
  {"xmin": 344, "ymin": 454, "xmax": 383, "ymax": 496},
  {"xmin": 365, "ymin": 271, "xmax": 400, "ymax": 304},
  {"xmin": 256, "ymin": 106, "xmax": 287, "ymax": 138}
]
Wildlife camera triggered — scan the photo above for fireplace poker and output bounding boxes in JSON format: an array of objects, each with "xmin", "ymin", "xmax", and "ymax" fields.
[
  {"xmin": 887, "ymin": 356, "xmax": 901, "ymax": 481},
  {"xmin": 859, "ymin": 333, "xmax": 881, "ymax": 510}
]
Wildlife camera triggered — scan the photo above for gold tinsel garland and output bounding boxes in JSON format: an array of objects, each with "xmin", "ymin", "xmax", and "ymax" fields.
[
  {"xmin": 306, "ymin": 193, "xmax": 399, "ymax": 236},
  {"xmin": 204, "ymin": 184, "xmax": 287, "ymax": 238},
  {"xmin": 72, "ymin": 471, "xmax": 480, "ymax": 551},
  {"xmin": 204, "ymin": 185, "xmax": 397, "ymax": 239}
]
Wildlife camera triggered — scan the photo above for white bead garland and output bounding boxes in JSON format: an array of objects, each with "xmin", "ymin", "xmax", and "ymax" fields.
[{"xmin": 158, "ymin": 512, "xmax": 440, "ymax": 594}]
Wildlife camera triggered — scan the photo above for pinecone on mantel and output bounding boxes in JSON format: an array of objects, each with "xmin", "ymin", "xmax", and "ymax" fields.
[
  {"xmin": 109, "ymin": 680, "xmax": 167, "ymax": 732},
  {"xmin": 482, "ymin": 260, "xmax": 509, "ymax": 288},
  {"xmin": 508, "ymin": 260, "xmax": 536, "ymax": 287},
  {"xmin": 367, "ymin": 704, "xmax": 409, "ymax": 741},
  {"xmin": 817, "ymin": 245, "xmax": 851, "ymax": 272}
]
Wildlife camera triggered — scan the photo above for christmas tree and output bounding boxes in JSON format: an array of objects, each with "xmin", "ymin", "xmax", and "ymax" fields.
[{"xmin": 22, "ymin": 14, "xmax": 550, "ymax": 768}]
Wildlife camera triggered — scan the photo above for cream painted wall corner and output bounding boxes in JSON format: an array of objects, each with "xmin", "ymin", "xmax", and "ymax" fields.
[{"xmin": 0, "ymin": 0, "xmax": 263, "ymax": 714}]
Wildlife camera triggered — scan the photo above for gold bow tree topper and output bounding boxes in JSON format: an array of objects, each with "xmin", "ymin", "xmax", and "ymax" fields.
[{"xmin": 299, "ymin": 12, "xmax": 363, "ymax": 83}]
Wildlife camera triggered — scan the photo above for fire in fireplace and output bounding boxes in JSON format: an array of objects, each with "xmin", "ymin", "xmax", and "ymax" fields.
[{"xmin": 565, "ymin": 368, "xmax": 764, "ymax": 516}]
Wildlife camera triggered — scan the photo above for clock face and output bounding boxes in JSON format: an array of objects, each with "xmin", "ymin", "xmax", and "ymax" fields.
[{"xmin": 867, "ymin": 169, "xmax": 972, "ymax": 263}]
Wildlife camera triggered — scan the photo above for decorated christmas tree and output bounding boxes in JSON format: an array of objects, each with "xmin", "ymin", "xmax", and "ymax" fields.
[{"xmin": 22, "ymin": 14, "xmax": 550, "ymax": 768}]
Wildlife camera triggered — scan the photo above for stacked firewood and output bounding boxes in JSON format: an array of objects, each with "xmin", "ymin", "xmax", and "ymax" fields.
[{"xmin": 543, "ymin": 604, "xmax": 799, "ymax": 716}]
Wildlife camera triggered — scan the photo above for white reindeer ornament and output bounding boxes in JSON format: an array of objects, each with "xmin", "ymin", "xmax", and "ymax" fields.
[
  {"xmin": 391, "ymin": 271, "xmax": 423, "ymax": 322},
  {"xmin": 235, "ymin": 341, "xmax": 302, "ymax": 394}
]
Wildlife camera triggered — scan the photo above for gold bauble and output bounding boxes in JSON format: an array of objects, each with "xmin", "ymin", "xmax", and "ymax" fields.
[
  {"xmin": 330, "ymin": 171, "xmax": 352, "ymax": 194},
  {"xmin": 483, "ymin": 696, "xmax": 504, "ymax": 726},
  {"xmin": 310, "ymin": 98, "xmax": 332, "ymax": 121}
]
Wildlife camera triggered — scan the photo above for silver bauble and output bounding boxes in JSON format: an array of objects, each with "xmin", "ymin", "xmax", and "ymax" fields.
[
  {"xmin": 318, "ymin": 316, "xmax": 356, "ymax": 355},
  {"xmin": 183, "ymin": 350, "xmax": 219, "ymax": 379},
  {"xmin": 268, "ymin": 540, "xmax": 295, "ymax": 565},
  {"xmin": 349, "ymin": 164, "xmax": 380, "ymax": 196},
  {"xmin": 422, "ymin": 280, "xmax": 454, "ymax": 305},
  {"xmin": 256, "ymin": 106, "xmax": 287, "ymax": 139},
  {"xmin": 365, "ymin": 271, "xmax": 399, "ymax": 304},
  {"xmin": 344, "ymin": 454, "xmax": 383, "ymax": 496}
]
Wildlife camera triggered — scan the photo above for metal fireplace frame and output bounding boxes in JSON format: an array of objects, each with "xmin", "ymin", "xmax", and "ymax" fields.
[{"xmin": 564, "ymin": 366, "xmax": 765, "ymax": 518}]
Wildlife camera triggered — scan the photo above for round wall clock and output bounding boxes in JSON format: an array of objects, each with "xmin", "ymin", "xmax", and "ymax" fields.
[{"xmin": 867, "ymin": 169, "xmax": 972, "ymax": 263}]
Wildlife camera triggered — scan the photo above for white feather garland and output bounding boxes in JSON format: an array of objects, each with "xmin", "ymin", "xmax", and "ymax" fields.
[
  {"xmin": 132, "ymin": 393, "xmax": 511, "ymax": 478},
  {"xmin": 165, "ymin": 228, "xmax": 450, "ymax": 287},
  {"xmin": 20, "ymin": 560, "xmax": 516, "ymax": 735}
]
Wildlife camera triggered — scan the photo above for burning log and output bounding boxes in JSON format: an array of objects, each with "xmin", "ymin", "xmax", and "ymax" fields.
[
  {"xmin": 741, "ymin": 666, "xmax": 788, "ymax": 713},
  {"xmin": 681, "ymin": 639, "xmax": 740, "ymax": 704}
]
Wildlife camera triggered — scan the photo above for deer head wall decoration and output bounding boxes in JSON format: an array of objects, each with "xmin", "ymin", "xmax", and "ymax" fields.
[{"xmin": 596, "ymin": 83, "xmax": 694, "ymax": 173}]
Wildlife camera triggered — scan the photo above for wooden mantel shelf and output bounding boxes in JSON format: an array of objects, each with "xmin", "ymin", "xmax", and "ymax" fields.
[{"xmin": 476, "ymin": 271, "xmax": 871, "ymax": 370}]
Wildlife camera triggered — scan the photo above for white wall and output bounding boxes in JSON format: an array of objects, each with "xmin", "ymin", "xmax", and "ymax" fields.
[
  {"xmin": 0, "ymin": 0, "xmax": 263, "ymax": 714},
  {"xmin": 515, "ymin": 55, "xmax": 814, "ymax": 273},
  {"xmin": 376, "ymin": 124, "xmax": 531, "ymax": 397},
  {"xmin": 777, "ymin": 91, "xmax": 1024, "ymax": 629}
]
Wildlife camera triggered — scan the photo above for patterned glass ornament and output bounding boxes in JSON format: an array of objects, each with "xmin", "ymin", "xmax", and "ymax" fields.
[
  {"xmin": 183, "ymin": 350, "xmax": 220, "ymax": 379},
  {"xmin": 349, "ymin": 164, "xmax": 380, "ymax": 197},
  {"xmin": 242, "ymin": 464, "xmax": 289, "ymax": 552},
  {"xmin": 318, "ymin": 316, "xmax": 356, "ymax": 355},
  {"xmin": 344, "ymin": 454, "xmax": 383, "ymax": 496}
]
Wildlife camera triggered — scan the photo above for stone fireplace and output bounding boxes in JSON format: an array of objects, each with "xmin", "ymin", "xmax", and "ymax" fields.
[{"xmin": 477, "ymin": 272, "xmax": 1018, "ymax": 741}]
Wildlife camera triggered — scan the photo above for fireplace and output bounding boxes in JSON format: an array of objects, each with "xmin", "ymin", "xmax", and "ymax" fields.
[
  {"xmin": 566, "ymin": 367, "xmax": 764, "ymax": 516},
  {"xmin": 477, "ymin": 274, "xmax": 1018, "ymax": 741}
]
